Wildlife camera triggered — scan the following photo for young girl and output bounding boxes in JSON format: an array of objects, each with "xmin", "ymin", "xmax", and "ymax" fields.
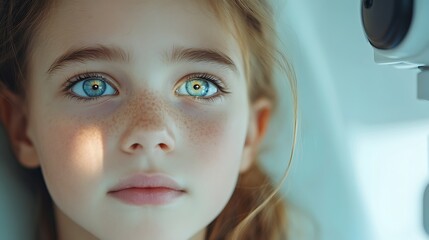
[{"xmin": 0, "ymin": 0, "xmax": 297, "ymax": 239}]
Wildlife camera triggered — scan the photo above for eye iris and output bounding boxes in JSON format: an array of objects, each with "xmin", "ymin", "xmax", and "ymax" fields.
[
  {"xmin": 186, "ymin": 79, "xmax": 208, "ymax": 96},
  {"xmin": 83, "ymin": 79, "xmax": 106, "ymax": 97}
]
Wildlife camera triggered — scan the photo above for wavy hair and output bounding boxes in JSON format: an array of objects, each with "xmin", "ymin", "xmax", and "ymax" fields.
[{"xmin": 0, "ymin": 0, "xmax": 298, "ymax": 239}]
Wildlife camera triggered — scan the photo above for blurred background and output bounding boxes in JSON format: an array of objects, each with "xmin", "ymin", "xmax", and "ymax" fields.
[
  {"xmin": 261, "ymin": 0, "xmax": 429, "ymax": 240},
  {"xmin": 2, "ymin": 0, "xmax": 429, "ymax": 239}
]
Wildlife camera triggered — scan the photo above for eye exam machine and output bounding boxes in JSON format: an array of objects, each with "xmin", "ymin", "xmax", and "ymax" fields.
[{"xmin": 361, "ymin": 0, "xmax": 429, "ymax": 235}]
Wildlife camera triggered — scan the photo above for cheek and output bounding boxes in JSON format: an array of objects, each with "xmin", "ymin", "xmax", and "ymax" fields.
[
  {"xmin": 33, "ymin": 117, "xmax": 106, "ymax": 208},
  {"xmin": 181, "ymin": 108, "xmax": 249, "ymax": 214},
  {"xmin": 181, "ymin": 104, "xmax": 249, "ymax": 173}
]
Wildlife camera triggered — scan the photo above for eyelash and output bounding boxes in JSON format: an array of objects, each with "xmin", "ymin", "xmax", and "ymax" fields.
[
  {"xmin": 61, "ymin": 72, "xmax": 230, "ymax": 103},
  {"xmin": 180, "ymin": 73, "xmax": 230, "ymax": 103},
  {"xmin": 62, "ymin": 73, "xmax": 116, "ymax": 102}
]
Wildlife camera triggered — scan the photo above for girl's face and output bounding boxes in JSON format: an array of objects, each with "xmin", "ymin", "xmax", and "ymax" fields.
[{"xmin": 13, "ymin": 0, "xmax": 268, "ymax": 239}]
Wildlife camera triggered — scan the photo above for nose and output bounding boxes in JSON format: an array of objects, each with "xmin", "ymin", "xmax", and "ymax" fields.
[
  {"xmin": 119, "ymin": 95, "xmax": 176, "ymax": 155},
  {"xmin": 121, "ymin": 128, "xmax": 175, "ymax": 155}
]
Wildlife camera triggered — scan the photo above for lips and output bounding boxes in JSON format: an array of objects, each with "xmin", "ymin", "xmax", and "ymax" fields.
[{"xmin": 108, "ymin": 174, "xmax": 185, "ymax": 205}]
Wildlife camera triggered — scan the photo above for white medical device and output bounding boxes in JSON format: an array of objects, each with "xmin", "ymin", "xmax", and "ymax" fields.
[
  {"xmin": 361, "ymin": 0, "xmax": 429, "ymax": 99},
  {"xmin": 361, "ymin": 0, "xmax": 429, "ymax": 235}
]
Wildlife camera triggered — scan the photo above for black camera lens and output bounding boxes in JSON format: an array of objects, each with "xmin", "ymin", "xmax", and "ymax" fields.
[
  {"xmin": 361, "ymin": 0, "xmax": 413, "ymax": 49},
  {"xmin": 364, "ymin": 0, "xmax": 373, "ymax": 9}
]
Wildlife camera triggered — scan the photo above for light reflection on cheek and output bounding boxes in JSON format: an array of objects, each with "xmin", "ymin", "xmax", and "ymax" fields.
[
  {"xmin": 61, "ymin": 125, "xmax": 105, "ymax": 173},
  {"xmin": 38, "ymin": 121, "xmax": 105, "ymax": 194}
]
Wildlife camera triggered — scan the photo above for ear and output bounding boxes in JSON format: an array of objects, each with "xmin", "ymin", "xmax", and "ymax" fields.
[
  {"xmin": 240, "ymin": 98, "xmax": 272, "ymax": 173},
  {"xmin": 0, "ymin": 90, "xmax": 40, "ymax": 168}
]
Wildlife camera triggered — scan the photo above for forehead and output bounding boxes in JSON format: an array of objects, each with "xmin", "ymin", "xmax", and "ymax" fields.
[{"xmin": 30, "ymin": 0, "xmax": 243, "ymax": 78}]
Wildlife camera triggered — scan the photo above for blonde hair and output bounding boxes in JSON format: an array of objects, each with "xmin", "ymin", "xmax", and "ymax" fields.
[
  {"xmin": 0, "ymin": 0, "xmax": 298, "ymax": 239},
  {"xmin": 205, "ymin": 1, "xmax": 298, "ymax": 239}
]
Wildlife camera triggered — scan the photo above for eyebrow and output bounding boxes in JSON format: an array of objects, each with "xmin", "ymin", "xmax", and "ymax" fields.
[
  {"xmin": 47, "ymin": 44, "xmax": 131, "ymax": 75},
  {"xmin": 165, "ymin": 46, "xmax": 237, "ymax": 73},
  {"xmin": 47, "ymin": 44, "xmax": 238, "ymax": 75}
]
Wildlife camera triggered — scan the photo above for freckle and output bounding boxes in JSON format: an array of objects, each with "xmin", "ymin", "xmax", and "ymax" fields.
[{"xmin": 89, "ymin": 89, "xmax": 223, "ymax": 148}]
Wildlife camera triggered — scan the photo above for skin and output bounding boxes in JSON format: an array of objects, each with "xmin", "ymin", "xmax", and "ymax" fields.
[{"xmin": 0, "ymin": 0, "xmax": 271, "ymax": 239}]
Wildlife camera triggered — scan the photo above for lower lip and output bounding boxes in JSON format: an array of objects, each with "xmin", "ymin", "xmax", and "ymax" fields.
[{"xmin": 108, "ymin": 188, "xmax": 184, "ymax": 206}]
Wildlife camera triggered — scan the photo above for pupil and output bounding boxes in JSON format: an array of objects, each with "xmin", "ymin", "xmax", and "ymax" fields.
[
  {"xmin": 193, "ymin": 84, "xmax": 201, "ymax": 90},
  {"xmin": 92, "ymin": 84, "xmax": 99, "ymax": 90}
]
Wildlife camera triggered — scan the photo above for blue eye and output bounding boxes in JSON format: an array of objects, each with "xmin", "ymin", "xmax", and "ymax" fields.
[
  {"xmin": 68, "ymin": 74, "xmax": 117, "ymax": 99},
  {"xmin": 176, "ymin": 78, "xmax": 218, "ymax": 97}
]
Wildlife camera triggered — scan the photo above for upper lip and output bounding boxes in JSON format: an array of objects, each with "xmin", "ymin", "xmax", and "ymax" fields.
[{"xmin": 108, "ymin": 173, "xmax": 185, "ymax": 192}]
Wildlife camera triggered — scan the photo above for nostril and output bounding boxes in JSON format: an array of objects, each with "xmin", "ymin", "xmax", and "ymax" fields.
[
  {"xmin": 130, "ymin": 143, "xmax": 143, "ymax": 151},
  {"xmin": 159, "ymin": 143, "xmax": 169, "ymax": 151},
  {"xmin": 122, "ymin": 130, "xmax": 174, "ymax": 154},
  {"xmin": 127, "ymin": 143, "xmax": 171, "ymax": 153}
]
